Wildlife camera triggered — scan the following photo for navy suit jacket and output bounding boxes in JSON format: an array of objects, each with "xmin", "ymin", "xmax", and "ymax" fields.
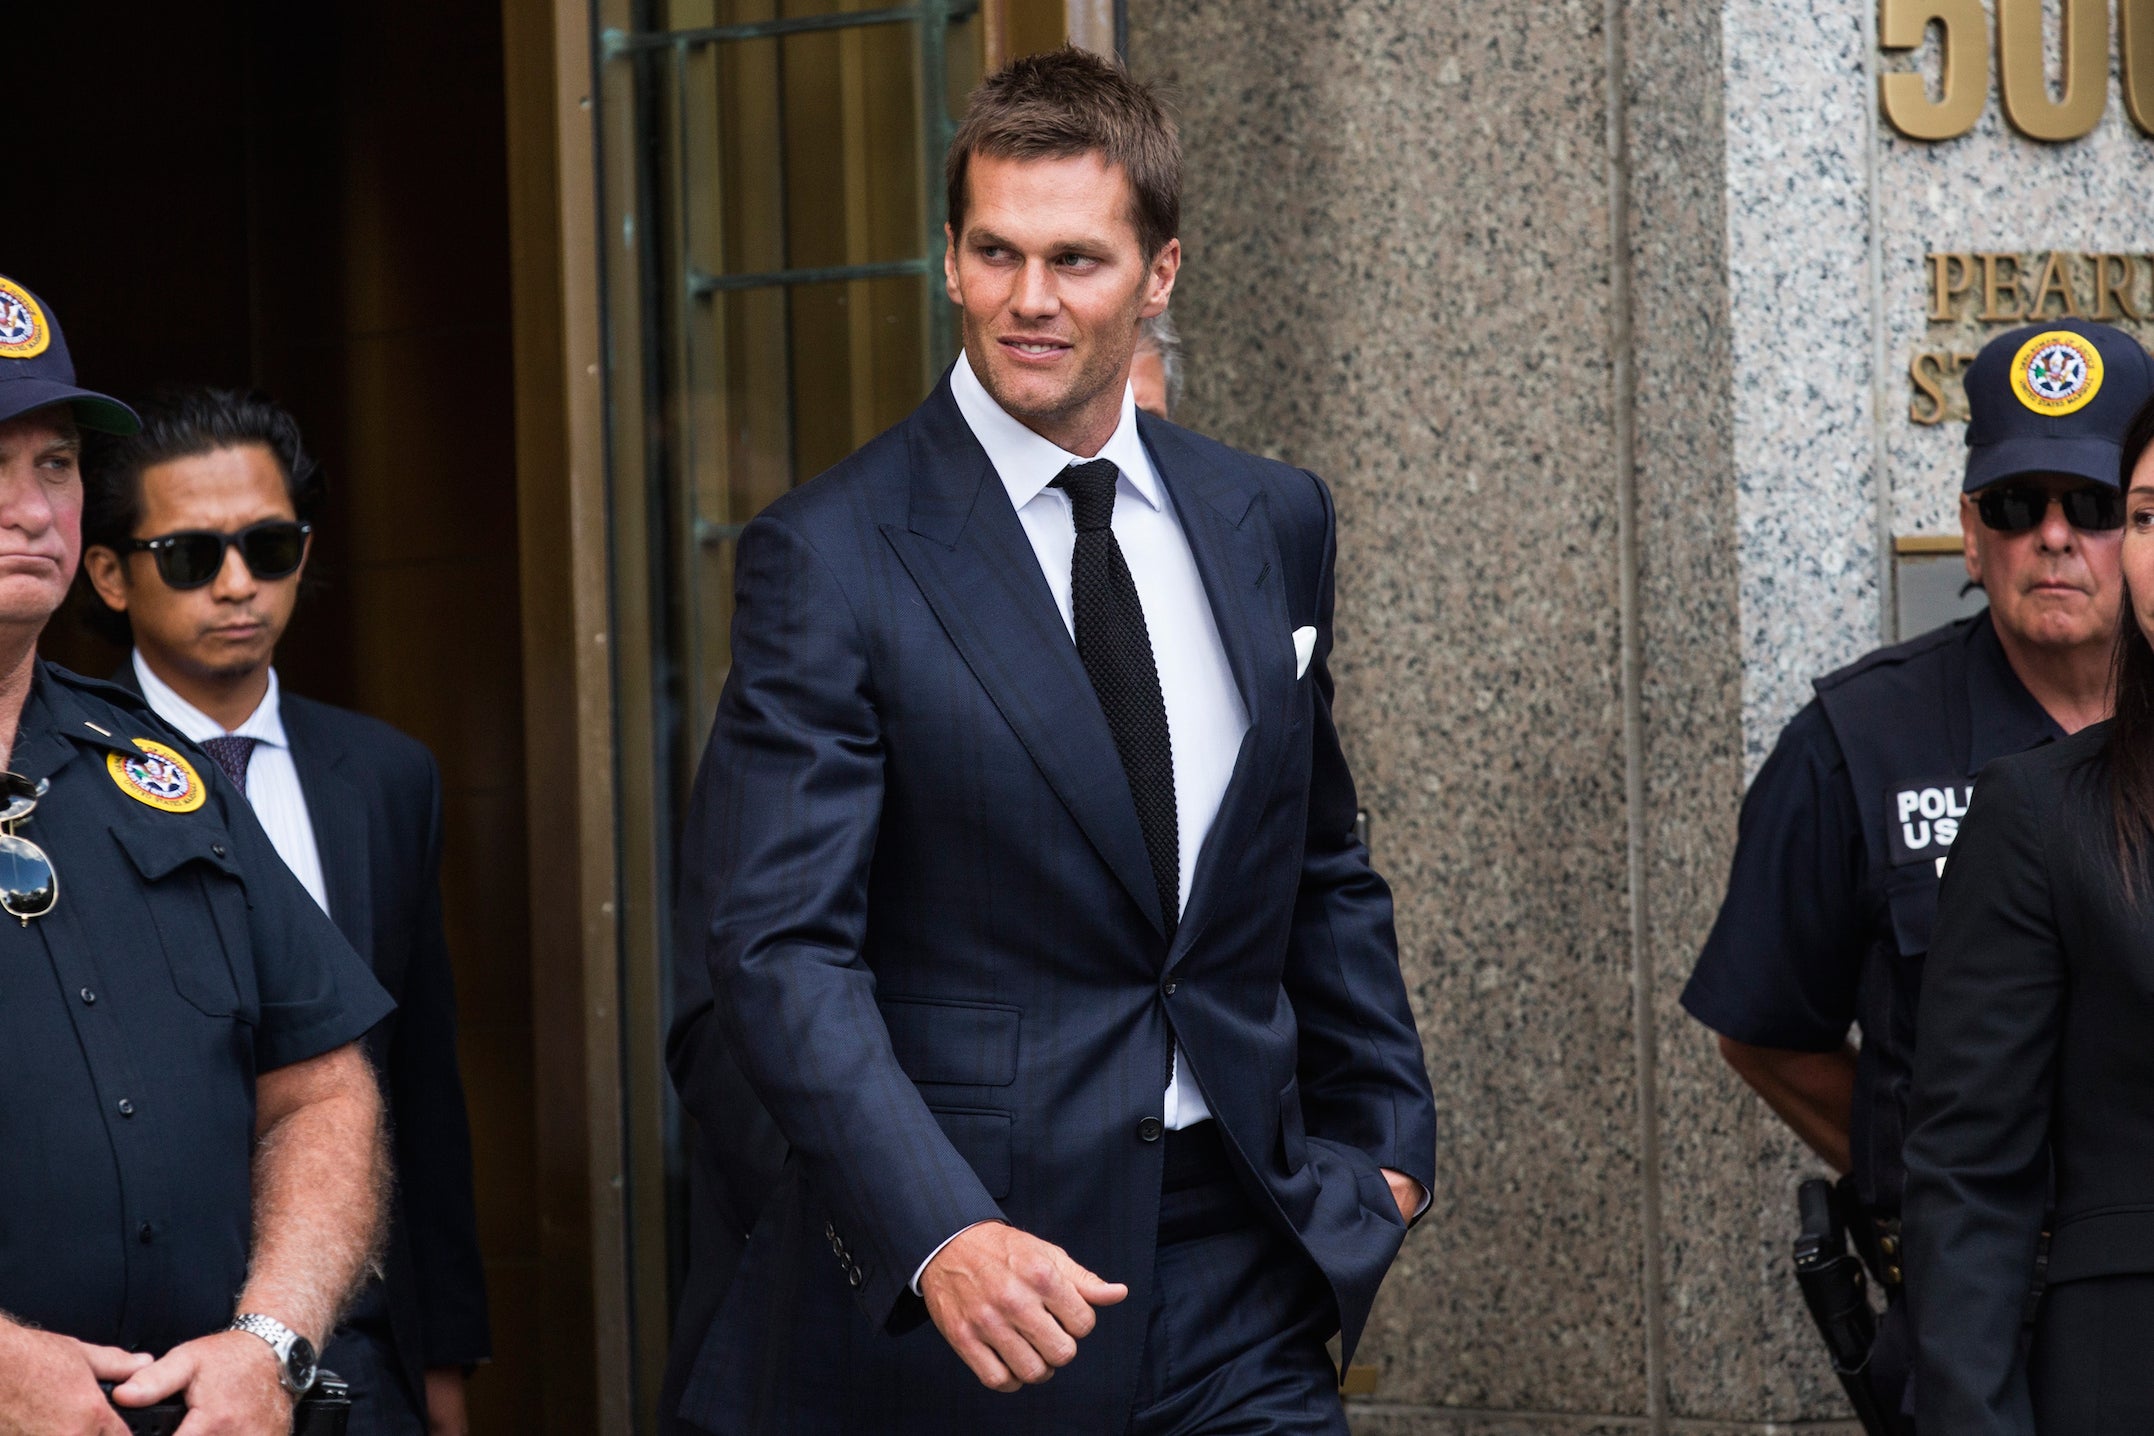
[
  {"xmin": 115, "ymin": 667, "xmax": 493, "ymax": 1404},
  {"xmin": 672, "ymin": 376, "xmax": 1437, "ymax": 1434}
]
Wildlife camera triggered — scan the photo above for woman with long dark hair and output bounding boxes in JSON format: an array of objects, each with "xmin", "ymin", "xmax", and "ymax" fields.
[{"xmin": 1905, "ymin": 393, "xmax": 2154, "ymax": 1433}]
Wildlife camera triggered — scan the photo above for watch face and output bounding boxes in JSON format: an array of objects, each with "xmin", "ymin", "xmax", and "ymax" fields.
[{"xmin": 288, "ymin": 1335, "xmax": 318, "ymax": 1390}]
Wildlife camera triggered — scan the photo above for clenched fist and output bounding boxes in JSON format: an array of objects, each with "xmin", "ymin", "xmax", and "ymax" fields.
[{"xmin": 920, "ymin": 1222, "xmax": 1127, "ymax": 1392}]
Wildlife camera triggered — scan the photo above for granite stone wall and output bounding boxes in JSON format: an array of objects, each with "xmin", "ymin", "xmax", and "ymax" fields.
[{"xmin": 1119, "ymin": 0, "xmax": 2148, "ymax": 1427}]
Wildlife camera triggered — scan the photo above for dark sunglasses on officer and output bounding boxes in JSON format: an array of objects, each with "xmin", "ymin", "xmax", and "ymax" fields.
[
  {"xmin": 124, "ymin": 519, "xmax": 312, "ymax": 591},
  {"xmin": 0, "ymin": 773, "xmax": 56, "ymax": 924},
  {"xmin": 1973, "ymin": 481, "xmax": 2123, "ymax": 535}
]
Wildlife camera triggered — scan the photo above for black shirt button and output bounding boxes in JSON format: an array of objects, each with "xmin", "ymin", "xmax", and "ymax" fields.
[
  {"xmin": 211, "ymin": 843, "xmax": 227, "ymax": 857},
  {"xmin": 117, "ymin": 1099, "xmax": 135, "ymax": 1117},
  {"xmin": 1137, "ymin": 1116, "xmax": 1163, "ymax": 1142},
  {"xmin": 138, "ymin": 1223, "xmax": 154, "ymax": 1244},
  {"xmin": 79, "ymin": 988, "xmax": 95, "ymax": 1005}
]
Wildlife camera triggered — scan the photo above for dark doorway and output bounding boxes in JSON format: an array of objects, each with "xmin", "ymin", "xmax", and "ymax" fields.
[{"xmin": 18, "ymin": 5, "xmax": 539, "ymax": 1432}]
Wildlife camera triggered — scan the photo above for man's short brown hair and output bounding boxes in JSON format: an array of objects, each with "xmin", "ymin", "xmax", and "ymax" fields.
[{"xmin": 946, "ymin": 47, "xmax": 1180, "ymax": 259}]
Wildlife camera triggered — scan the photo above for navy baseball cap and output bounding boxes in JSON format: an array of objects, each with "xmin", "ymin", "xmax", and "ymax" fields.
[
  {"xmin": 1963, "ymin": 317, "xmax": 2154, "ymax": 492},
  {"xmin": 0, "ymin": 275, "xmax": 138, "ymax": 435}
]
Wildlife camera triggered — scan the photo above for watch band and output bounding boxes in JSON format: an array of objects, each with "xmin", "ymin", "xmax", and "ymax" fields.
[{"xmin": 228, "ymin": 1313, "xmax": 318, "ymax": 1395}]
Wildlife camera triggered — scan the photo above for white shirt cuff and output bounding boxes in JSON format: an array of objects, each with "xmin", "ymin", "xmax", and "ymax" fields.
[{"xmin": 911, "ymin": 1220, "xmax": 1001, "ymax": 1295}]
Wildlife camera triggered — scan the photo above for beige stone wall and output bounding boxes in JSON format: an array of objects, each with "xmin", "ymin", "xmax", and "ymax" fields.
[{"xmin": 1124, "ymin": 2, "xmax": 1845, "ymax": 1429}]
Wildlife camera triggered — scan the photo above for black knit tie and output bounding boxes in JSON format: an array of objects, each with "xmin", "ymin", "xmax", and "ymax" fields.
[
  {"xmin": 1052, "ymin": 460, "xmax": 1179, "ymax": 946},
  {"xmin": 200, "ymin": 735, "xmax": 258, "ymax": 795}
]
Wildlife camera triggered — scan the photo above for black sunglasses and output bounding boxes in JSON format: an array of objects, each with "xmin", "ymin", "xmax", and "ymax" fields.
[
  {"xmin": 0, "ymin": 773, "xmax": 56, "ymax": 925},
  {"xmin": 123, "ymin": 520, "xmax": 312, "ymax": 591},
  {"xmin": 1975, "ymin": 484, "xmax": 2123, "ymax": 534}
]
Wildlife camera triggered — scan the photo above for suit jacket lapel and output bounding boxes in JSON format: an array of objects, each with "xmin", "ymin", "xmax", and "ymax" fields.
[
  {"xmin": 1141, "ymin": 416, "xmax": 1293, "ymax": 969},
  {"xmin": 881, "ymin": 377, "xmax": 1170, "ymax": 940},
  {"xmin": 282, "ymin": 700, "xmax": 374, "ymax": 959}
]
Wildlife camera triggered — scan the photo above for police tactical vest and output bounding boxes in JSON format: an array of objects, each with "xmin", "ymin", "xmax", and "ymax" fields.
[{"xmin": 1813, "ymin": 616, "xmax": 1989, "ymax": 1216}]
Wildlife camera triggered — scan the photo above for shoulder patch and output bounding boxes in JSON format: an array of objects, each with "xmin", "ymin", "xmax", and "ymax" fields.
[
  {"xmin": 107, "ymin": 739, "xmax": 208, "ymax": 813},
  {"xmin": 0, "ymin": 278, "xmax": 49, "ymax": 360}
]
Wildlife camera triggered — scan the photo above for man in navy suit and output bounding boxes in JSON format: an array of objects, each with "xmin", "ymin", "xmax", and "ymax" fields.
[
  {"xmin": 671, "ymin": 48, "xmax": 1437, "ymax": 1434},
  {"xmin": 80, "ymin": 389, "xmax": 492, "ymax": 1436}
]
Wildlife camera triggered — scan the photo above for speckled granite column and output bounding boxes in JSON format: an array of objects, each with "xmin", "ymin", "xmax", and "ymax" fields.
[
  {"xmin": 1128, "ymin": 0, "xmax": 1663, "ymax": 1427},
  {"xmin": 1118, "ymin": 0, "xmax": 2112, "ymax": 1428},
  {"xmin": 1131, "ymin": 0, "xmax": 2154, "ymax": 1428}
]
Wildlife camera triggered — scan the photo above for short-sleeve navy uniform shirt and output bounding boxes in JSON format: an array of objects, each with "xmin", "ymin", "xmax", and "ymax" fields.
[
  {"xmin": 0, "ymin": 664, "xmax": 392, "ymax": 1352},
  {"xmin": 1682, "ymin": 613, "xmax": 2062, "ymax": 1208}
]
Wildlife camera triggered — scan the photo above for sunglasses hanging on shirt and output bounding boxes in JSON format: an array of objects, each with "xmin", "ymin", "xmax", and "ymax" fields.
[
  {"xmin": 0, "ymin": 773, "xmax": 56, "ymax": 925},
  {"xmin": 123, "ymin": 520, "xmax": 313, "ymax": 591},
  {"xmin": 1974, "ymin": 484, "xmax": 2124, "ymax": 535}
]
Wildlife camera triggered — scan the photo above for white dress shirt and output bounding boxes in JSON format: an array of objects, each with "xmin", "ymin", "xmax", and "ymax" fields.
[
  {"xmin": 952, "ymin": 350, "xmax": 1249, "ymax": 1126},
  {"xmin": 133, "ymin": 653, "xmax": 330, "ymax": 916},
  {"xmin": 909, "ymin": 357, "xmax": 1252, "ymax": 1291}
]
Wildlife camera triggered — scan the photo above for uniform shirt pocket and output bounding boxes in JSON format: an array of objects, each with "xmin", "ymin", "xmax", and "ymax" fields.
[{"xmin": 109, "ymin": 821, "xmax": 253, "ymax": 1019}]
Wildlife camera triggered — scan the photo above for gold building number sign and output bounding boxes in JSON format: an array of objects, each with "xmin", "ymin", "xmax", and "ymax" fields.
[{"xmin": 1882, "ymin": 0, "xmax": 2154, "ymax": 141}]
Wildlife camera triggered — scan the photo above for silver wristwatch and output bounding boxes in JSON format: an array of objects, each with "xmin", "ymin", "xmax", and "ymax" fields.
[{"xmin": 229, "ymin": 1313, "xmax": 319, "ymax": 1396}]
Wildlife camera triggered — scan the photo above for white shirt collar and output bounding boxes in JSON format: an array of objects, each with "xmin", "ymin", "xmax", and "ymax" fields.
[
  {"xmin": 131, "ymin": 650, "xmax": 290, "ymax": 750},
  {"xmin": 950, "ymin": 350, "xmax": 1162, "ymax": 514}
]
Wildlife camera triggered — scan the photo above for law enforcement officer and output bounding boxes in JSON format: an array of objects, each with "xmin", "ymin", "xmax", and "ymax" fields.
[
  {"xmin": 1681, "ymin": 316, "xmax": 2154, "ymax": 1424},
  {"xmin": 0, "ymin": 275, "xmax": 393, "ymax": 1436}
]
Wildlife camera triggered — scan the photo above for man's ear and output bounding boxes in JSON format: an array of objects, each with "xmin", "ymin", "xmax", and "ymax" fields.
[
  {"xmin": 1960, "ymin": 494, "xmax": 1984, "ymax": 587},
  {"xmin": 1140, "ymin": 237, "xmax": 1180, "ymax": 319},
  {"xmin": 944, "ymin": 223, "xmax": 963, "ymax": 307},
  {"xmin": 81, "ymin": 546, "xmax": 130, "ymax": 615}
]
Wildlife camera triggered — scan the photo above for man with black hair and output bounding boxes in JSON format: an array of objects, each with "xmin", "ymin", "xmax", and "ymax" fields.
[{"xmin": 81, "ymin": 388, "xmax": 491, "ymax": 1436}]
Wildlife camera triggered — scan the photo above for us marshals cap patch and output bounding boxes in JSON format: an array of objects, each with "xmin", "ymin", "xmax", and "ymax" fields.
[
  {"xmin": 2010, "ymin": 329, "xmax": 2104, "ymax": 417},
  {"xmin": 0, "ymin": 278, "xmax": 49, "ymax": 361},
  {"xmin": 108, "ymin": 739, "xmax": 207, "ymax": 813}
]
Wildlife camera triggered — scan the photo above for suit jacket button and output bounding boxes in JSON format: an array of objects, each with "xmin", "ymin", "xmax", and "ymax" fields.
[
  {"xmin": 1138, "ymin": 1117, "xmax": 1163, "ymax": 1142},
  {"xmin": 847, "ymin": 1267, "xmax": 865, "ymax": 1289},
  {"xmin": 1162, "ymin": 979, "xmax": 1177, "ymax": 996}
]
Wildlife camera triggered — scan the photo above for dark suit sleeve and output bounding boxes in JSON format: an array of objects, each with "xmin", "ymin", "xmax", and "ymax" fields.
[
  {"xmin": 697, "ymin": 512, "xmax": 1005, "ymax": 1331},
  {"xmin": 666, "ymin": 780, "xmax": 787, "ymax": 1241},
  {"xmin": 1282, "ymin": 471, "xmax": 1438, "ymax": 1201},
  {"xmin": 388, "ymin": 755, "xmax": 493, "ymax": 1365},
  {"xmin": 1904, "ymin": 757, "xmax": 2063, "ymax": 1436}
]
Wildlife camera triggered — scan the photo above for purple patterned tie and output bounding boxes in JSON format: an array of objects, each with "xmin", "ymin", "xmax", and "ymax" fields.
[{"xmin": 199, "ymin": 735, "xmax": 258, "ymax": 795}]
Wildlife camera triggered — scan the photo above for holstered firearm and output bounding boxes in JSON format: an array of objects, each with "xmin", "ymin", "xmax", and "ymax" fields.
[
  {"xmin": 104, "ymin": 1371, "xmax": 351, "ymax": 1436},
  {"xmin": 1793, "ymin": 1178, "xmax": 1910, "ymax": 1436}
]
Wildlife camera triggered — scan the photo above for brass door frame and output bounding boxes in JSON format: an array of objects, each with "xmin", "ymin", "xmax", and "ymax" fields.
[
  {"xmin": 504, "ymin": 1, "xmax": 635, "ymax": 1433},
  {"xmin": 512, "ymin": 3, "xmax": 1124, "ymax": 1431}
]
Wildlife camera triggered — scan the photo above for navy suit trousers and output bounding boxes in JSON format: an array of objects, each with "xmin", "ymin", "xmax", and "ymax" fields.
[{"xmin": 1127, "ymin": 1127, "xmax": 1347, "ymax": 1436}]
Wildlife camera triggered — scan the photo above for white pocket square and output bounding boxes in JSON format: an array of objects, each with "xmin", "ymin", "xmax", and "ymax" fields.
[{"xmin": 1292, "ymin": 626, "xmax": 1317, "ymax": 679}]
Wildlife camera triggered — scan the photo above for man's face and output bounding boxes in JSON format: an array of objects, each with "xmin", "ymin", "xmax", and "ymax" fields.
[
  {"xmin": 1961, "ymin": 471, "xmax": 2125, "ymax": 652},
  {"xmin": 0, "ymin": 408, "xmax": 84, "ymax": 635},
  {"xmin": 944, "ymin": 151, "xmax": 1178, "ymax": 442},
  {"xmin": 85, "ymin": 443, "xmax": 307, "ymax": 684}
]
